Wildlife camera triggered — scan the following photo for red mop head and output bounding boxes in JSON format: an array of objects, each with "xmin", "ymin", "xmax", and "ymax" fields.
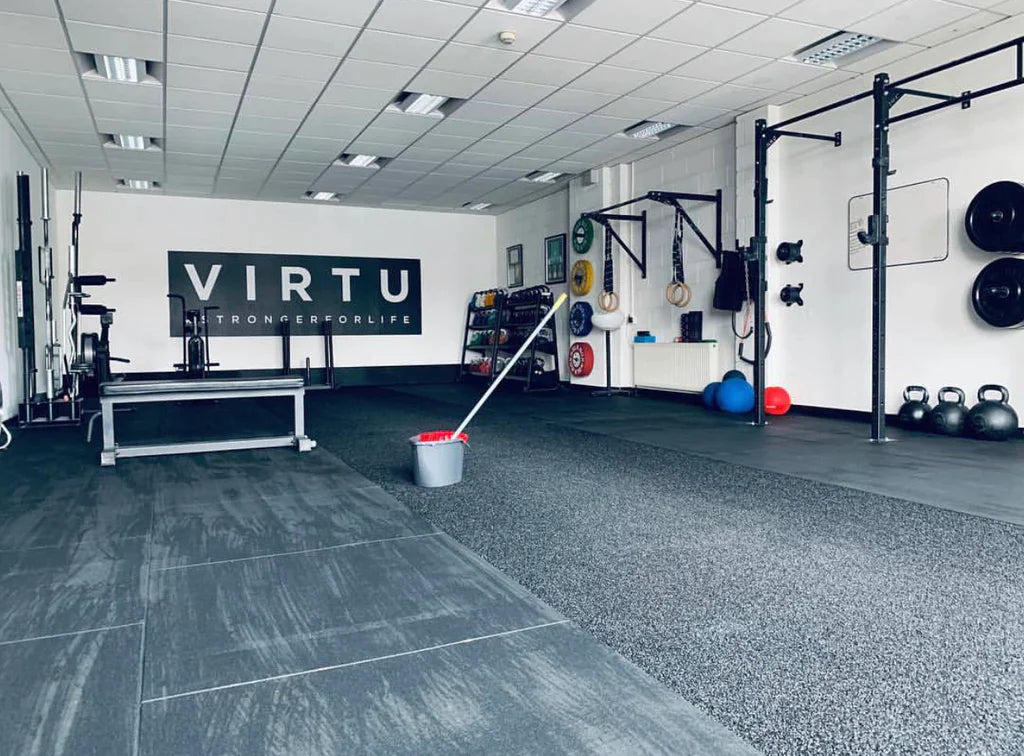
[{"xmin": 416, "ymin": 430, "xmax": 469, "ymax": 443}]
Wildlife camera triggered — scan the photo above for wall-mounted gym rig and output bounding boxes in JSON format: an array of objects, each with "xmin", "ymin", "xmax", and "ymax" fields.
[{"xmin": 749, "ymin": 34, "xmax": 1024, "ymax": 442}]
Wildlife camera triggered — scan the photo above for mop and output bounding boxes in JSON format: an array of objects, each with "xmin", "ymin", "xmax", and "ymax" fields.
[{"xmin": 410, "ymin": 293, "xmax": 568, "ymax": 486}]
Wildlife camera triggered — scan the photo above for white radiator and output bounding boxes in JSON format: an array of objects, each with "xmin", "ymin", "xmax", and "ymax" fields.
[{"xmin": 633, "ymin": 343, "xmax": 720, "ymax": 392}]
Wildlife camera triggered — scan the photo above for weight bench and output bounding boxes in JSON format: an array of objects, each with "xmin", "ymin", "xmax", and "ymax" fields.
[{"xmin": 98, "ymin": 377, "xmax": 316, "ymax": 467}]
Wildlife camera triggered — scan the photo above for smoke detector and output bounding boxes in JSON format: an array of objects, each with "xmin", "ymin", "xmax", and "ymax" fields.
[{"xmin": 498, "ymin": 30, "xmax": 516, "ymax": 45}]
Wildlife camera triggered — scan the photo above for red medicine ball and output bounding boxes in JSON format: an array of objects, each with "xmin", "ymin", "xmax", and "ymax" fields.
[{"xmin": 765, "ymin": 386, "xmax": 791, "ymax": 415}]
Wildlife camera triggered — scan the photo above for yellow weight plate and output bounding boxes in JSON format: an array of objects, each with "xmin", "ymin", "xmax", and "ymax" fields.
[{"xmin": 571, "ymin": 259, "xmax": 593, "ymax": 296}]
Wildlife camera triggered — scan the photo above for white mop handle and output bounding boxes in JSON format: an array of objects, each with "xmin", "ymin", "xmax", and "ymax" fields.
[{"xmin": 453, "ymin": 292, "xmax": 568, "ymax": 437}]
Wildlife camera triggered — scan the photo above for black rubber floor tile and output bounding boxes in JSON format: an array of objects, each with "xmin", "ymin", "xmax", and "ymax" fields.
[
  {"xmin": 0, "ymin": 537, "xmax": 146, "ymax": 642},
  {"xmin": 0, "ymin": 492, "xmax": 152, "ymax": 551},
  {"xmin": 0, "ymin": 623, "xmax": 142, "ymax": 756},
  {"xmin": 143, "ymin": 533, "xmax": 561, "ymax": 699},
  {"xmin": 150, "ymin": 485, "xmax": 434, "ymax": 569},
  {"xmin": 140, "ymin": 622, "xmax": 755, "ymax": 756}
]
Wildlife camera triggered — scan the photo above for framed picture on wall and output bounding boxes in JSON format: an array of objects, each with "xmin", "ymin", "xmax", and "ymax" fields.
[
  {"xmin": 544, "ymin": 233, "xmax": 567, "ymax": 284},
  {"xmin": 507, "ymin": 244, "xmax": 523, "ymax": 288}
]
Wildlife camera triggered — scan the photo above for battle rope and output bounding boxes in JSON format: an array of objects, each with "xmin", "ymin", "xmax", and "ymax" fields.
[
  {"xmin": 597, "ymin": 221, "xmax": 619, "ymax": 312},
  {"xmin": 666, "ymin": 208, "xmax": 692, "ymax": 307}
]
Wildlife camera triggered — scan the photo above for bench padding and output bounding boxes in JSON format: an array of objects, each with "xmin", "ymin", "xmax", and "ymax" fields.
[{"xmin": 101, "ymin": 377, "xmax": 305, "ymax": 397}]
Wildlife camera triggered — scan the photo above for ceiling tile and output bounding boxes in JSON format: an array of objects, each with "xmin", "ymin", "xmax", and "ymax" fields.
[
  {"xmin": 83, "ymin": 77, "xmax": 163, "ymax": 106},
  {"xmin": 540, "ymin": 87, "xmax": 617, "ymax": 113},
  {"xmin": 253, "ymin": 47, "xmax": 339, "ymax": 80},
  {"xmin": 430, "ymin": 42, "xmax": 523, "ymax": 78},
  {"xmin": 567, "ymin": 0, "xmax": 692, "ymax": 34},
  {"xmin": 409, "ymin": 68, "xmax": 490, "ymax": 98},
  {"xmin": 166, "ymin": 87, "xmax": 240, "ymax": 112},
  {"xmin": 334, "ymin": 59, "xmax": 419, "ymax": 90},
  {"xmin": 475, "ymin": 79, "xmax": 556, "ymax": 107},
  {"xmin": 651, "ymin": 4, "xmax": 766, "ymax": 46},
  {"xmin": 509, "ymin": 108, "xmax": 581, "ymax": 129},
  {"xmin": 912, "ymin": 8, "xmax": 1008, "ymax": 46},
  {"xmin": 705, "ymin": 0, "xmax": 800, "ymax": 11},
  {"xmin": 371, "ymin": 109, "xmax": 441, "ymax": 132},
  {"xmin": 304, "ymin": 103, "xmax": 377, "ymax": 127},
  {"xmin": 167, "ymin": 35, "xmax": 255, "ymax": 71},
  {"xmin": 319, "ymin": 83, "xmax": 399, "ymax": 110},
  {"xmin": 487, "ymin": 123, "xmax": 552, "ymax": 143},
  {"xmin": 568, "ymin": 113, "xmax": 636, "ymax": 136},
  {"xmin": 839, "ymin": 41, "xmax": 925, "ymax": 72},
  {"xmin": 2, "ymin": 71, "xmax": 82, "ymax": 97},
  {"xmin": 454, "ymin": 8, "xmax": 560, "ymax": 48},
  {"xmin": 779, "ymin": 0, "xmax": 904, "ymax": 28},
  {"xmin": 96, "ymin": 117, "xmax": 162, "ymax": 136},
  {"xmin": 348, "ymin": 30, "xmax": 446, "ymax": 67},
  {"xmin": 61, "ymin": 0, "xmax": 162, "ymax": 29},
  {"xmin": 166, "ymin": 63, "xmax": 247, "ymax": 93},
  {"xmin": 502, "ymin": 54, "xmax": 591, "ymax": 87},
  {"xmin": 570, "ymin": 65, "xmax": 657, "ymax": 95},
  {"xmin": 686, "ymin": 82, "xmax": 773, "ymax": 110},
  {"xmin": 68, "ymin": 22, "xmax": 164, "ymax": 59},
  {"xmin": 236, "ymin": 95, "xmax": 309, "ymax": 119},
  {"xmin": 262, "ymin": 15, "xmax": 360, "ymax": 56},
  {"xmin": 369, "ymin": 0, "xmax": 476, "ymax": 40},
  {"xmin": 273, "ymin": 0, "xmax": 376, "ymax": 24},
  {"xmin": 670, "ymin": 49, "xmax": 771, "ymax": 82},
  {"xmin": 604, "ymin": 38, "xmax": 706, "ymax": 73},
  {"xmin": 0, "ymin": 0, "xmax": 56, "ymax": 16},
  {"xmin": 428, "ymin": 118, "xmax": 496, "ymax": 138},
  {"xmin": 90, "ymin": 99, "xmax": 163, "ymax": 122},
  {"xmin": 731, "ymin": 60, "xmax": 831, "ymax": 91},
  {"xmin": 7, "ymin": 91, "xmax": 89, "ymax": 118},
  {"xmin": 166, "ymin": 107, "xmax": 235, "ymax": 128},
  {"xmin": 167, "ymin": 1, "xmax": 266, "ymax": 43},
  {"xmin": 532, "ymin": 25, "xmax": 636, "ymax": 63},
  {"xmin": 0, "ymin": 43, "xmax": 78, "ymax": 75},
  {"xmin": 234, "ymin": 112, "xmax": 302, "ymax": 133},
  {"xmin": 849, "ymin": 0, "xmax": 987, "ymax": 41},
  {"xmin": 448, "ymin": 100, "xmax": 525, "ymax": 123},
  {"xmin": 595, "ymin": 95, "xmax": 678, "ymax": 121},
  {"xmin": 0, "ymin": 11, "xmax": 67, "ymax": 50},
  {"xmin": 720, "ymin": 18, "xmax": 834, "ymax": 58},
  {"xmin": 246, "ymin": 72, "xmax": 324, "ymax": 101},
  {"xmin": 632, "ymin": 74, "xmax": 717, "ymax": 101}
]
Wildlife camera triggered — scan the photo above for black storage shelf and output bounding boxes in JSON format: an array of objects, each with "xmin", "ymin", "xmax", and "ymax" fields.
[{"xmin": 458, "ymin": 288, "xmax": 560, "ymax": 392}]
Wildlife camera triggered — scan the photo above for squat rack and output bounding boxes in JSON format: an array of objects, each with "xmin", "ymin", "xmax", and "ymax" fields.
[
  {"xmin": 580, "ymin": 189, "xmax": 725, "ymax": 279},
  {"xmin": 750, "ymin": 35, "xmax": 1024, "ymax": 441}
]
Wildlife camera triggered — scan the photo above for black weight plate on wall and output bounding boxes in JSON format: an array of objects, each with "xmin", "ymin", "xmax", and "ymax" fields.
[
  {"xmin": 965, "ymin": 181, "xmax": 1024, "ymax": 253},
  {"xmin": 972, "ymin": 256, "xmax": 1024, "ymax": 327}
]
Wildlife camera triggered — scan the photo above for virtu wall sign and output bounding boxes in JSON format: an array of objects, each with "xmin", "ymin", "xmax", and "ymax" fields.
[{"xmin": 167, "ymin": 250, "xmax": 422, "ymax": 337}]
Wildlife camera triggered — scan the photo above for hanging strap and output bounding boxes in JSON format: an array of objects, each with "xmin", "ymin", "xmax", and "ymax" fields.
[
  {"xmin": 603, "ymin": 223, "xmax": 614, "ymax": 293},
  {"xmin": 671, "ymin": 209, "xmax": 685, "ymax": 284}
]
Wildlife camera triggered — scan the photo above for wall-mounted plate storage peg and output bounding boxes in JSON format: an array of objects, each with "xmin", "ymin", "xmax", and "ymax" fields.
[
  {"xmin": 776, "ymin": 240, "xmax": 803, "ymax": 264},
  {"xmin": 780, "ymin": 283, "xmax": 804, "ymax": 306}
]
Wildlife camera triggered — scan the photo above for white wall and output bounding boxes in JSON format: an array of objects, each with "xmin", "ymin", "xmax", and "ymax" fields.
[
  {"xmin": 51, "ymin": 191, "xmax": 496, "ymax": 375},
  {"xmin": 0, "ymin": 114, "xmax": 43, "ymax": 421},
  {"xmin": 495, "ymin": 189, "xmax": 570, "ymax": 377},
  {"xmin": 767, "ymin": 17, "xmax": 1024, "ymax": 417}
]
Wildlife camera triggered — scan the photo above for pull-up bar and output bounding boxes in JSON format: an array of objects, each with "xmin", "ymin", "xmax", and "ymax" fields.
[
  {"xmin": 580, "ymin": 189, "xmax": 725, "ymax": 280},
  {"xmin": 750, "ymin": 34, "xmax": 1024, "ymax": 441}
]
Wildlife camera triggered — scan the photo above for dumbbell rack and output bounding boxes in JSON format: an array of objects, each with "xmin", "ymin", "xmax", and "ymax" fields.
[
  {"xmin": 459, "ymin": 291, "xmax": 506, "ymax": 383},
  {"xmin": 458, "ymin": 289, "xmax": 561, "ymax": 392}
]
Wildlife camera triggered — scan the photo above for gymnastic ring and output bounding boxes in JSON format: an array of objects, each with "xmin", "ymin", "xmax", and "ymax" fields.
[
  {"xmin": 598, "ymin": 290, "xmax": 619, "ymax": 312},
  {"xmin": 666, "ymin": 281, "xmax": 691, "ymax": 307},
  {"xmin": 571, "ymin": 260, "xmax": 593, "ymax": 296}
]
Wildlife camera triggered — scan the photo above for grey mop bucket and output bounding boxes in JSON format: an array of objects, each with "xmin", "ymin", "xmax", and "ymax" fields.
[{"xmin": 409, "ymin": 434, "xmax": 466, "ymax": 487}]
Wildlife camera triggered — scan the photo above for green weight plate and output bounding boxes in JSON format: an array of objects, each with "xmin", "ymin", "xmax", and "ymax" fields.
[{"xmin": 572, "ymin": 216, "xmax": 594, "ymax": 254}]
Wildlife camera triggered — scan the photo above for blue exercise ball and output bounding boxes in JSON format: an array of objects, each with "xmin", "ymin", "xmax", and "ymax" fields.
[
  {"xmin": 702, "ymin": 381, "xmax": 721, "ymax": 408},
  {"xmin": 722, "ymin": 369, "xmax": 746, "ymax": 382},
  {"xmin": 717, "ymin": 378, "xmax": 755, "ymax": 413}
]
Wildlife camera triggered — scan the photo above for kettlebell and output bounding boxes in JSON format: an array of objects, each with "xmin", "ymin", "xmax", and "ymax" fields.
[
  {"xmin": 897, "ymin": 386, "xmax": 931, "ymax": 430},
  {"xmin": 928, "ymin": 386, "xmax": 967, "ymax": 436},
  {"xmin": 967, "ymin": 385, "xmax": 1019, "ymax": 441}
]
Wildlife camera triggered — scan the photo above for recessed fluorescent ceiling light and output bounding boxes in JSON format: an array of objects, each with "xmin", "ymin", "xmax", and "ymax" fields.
[
  {"xmin": 119, "ymin": 179, "xmax": 156, "ymax": 190},
  {"xmin": 525, "ymin": 171, "xmax": 562, "ymax": 183},
  {"xmin": 624, "ymin": 121, "xmax": 678, "ymax": 139},
  {"xmin": 306, "ymin": 191, "xmax": 337, "ymax": 201},
  {"xmin": 503, "ymin": 0, "xmax": 568, "ymax": 16},
  {"xmin": 464, "ymin": 202, "xmax": 492, "ymax": 211},
  {"xmin": 112, "ymin": 134, "xmax": 148, "ymax": 150},
  {"xmin": 797, "ymin": 31, "xmax": 882, "ymax": 65},
  {"xmin": 94, "ymin": 54, "xmax": 142, "ymax": 82},
  {"xmin": 398, "ymin": 92, "xmax": 448, "ymax": 116},
  {"xmin": 340, "ymin": 154, "xmax": 379, "ymax": 168}
]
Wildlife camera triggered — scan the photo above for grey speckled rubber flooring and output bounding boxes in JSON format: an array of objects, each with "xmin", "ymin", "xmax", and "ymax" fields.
[{"xmin": 323, "ymin": 386, "xmax": 1024, "ymax": 756}]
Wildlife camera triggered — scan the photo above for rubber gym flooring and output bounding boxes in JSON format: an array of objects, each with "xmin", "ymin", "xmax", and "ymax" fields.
[{"xmin": 1, "ymin": 385, "xmax": 1022, "ymax": 755}]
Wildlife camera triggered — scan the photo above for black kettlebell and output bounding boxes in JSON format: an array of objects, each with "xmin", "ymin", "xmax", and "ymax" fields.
[
  {"xmin": 967, "ymin": 385, "xmax": 1019, "ymax": 441},
  {"xmin": 928, "ymin": 387, "xmax": 967, "ymax": 436},
  {"xmin": 897, "ymin": 386, "xmax": 931, "ymax": 429}
]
